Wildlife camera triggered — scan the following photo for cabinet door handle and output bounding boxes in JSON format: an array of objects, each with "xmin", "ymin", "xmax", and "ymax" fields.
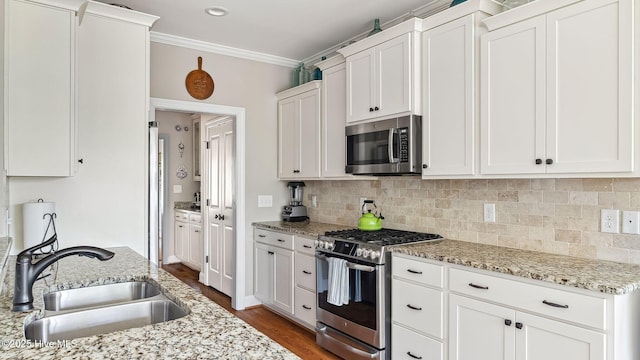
[
  {"xmin": 535, "ymin": 158, "xmax": 543, "ymax": 165},
  {"xmin": 277, "ymin": 239, "xmax": 285, "ymax": 242},
  {"xmin": 302, "ymin": 270, "xmax": 312, "ymax": 275},
  {"xmin": 302, "ymin": 305, "xmax": 312, "ymax": 310},
  {"xmin": 406, "ymin": 304, "xmax": 422, "ymax": 311},
  {"xmin": 504, "ymin": 319, "xmax": 512, "ymax": 326},
  {"xmin": 407, "ymin": 351, "xmax": 423, "ymax": 359},
  {"xmin": 468, "ymin": 283, "xmax": 489, "ymax": 290},
  {"xmin": 178, "ymin": 225, "xmax": 183, "ymax": 228},
  {"xmin": 542, "ymin": 300, "xmax": 569, "ymax": 309},
  {"xmin": 293, "ymin": 169, "xmax": 300, "ymax": 173},
  {"xmin": 303, "ymin": 245, "xmax": 312, "ymax": 248},
  {"xmin": 516, "ymin": 322, "xmax": 523, "ymax": 329},
  {"xmin": 546, "ymin": 159, "xmax": 554, "ymax": 165},
  {"xmin": 194, "ymin": 230, "xmax": 199, "ymax": 233},
  {"xmin": 422, "ymin": 164, "xmax": 428, "ymax": 169},
  {"xmin": 407, "ymin": 269, "xmax": 423, "ymax": 274},
  {"xmin": 268, "ymin": 251, "xmax": 274, "ymax": 255},
  {"xmin": 258, "ymin": 234, "xmax": 266, "ymax": 238}
]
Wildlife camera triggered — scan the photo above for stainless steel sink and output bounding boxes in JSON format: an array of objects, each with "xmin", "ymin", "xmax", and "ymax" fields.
[
  {"xmin": 25, "ymin": 280, "xmax": 190, "ymax": 342},
  {"xmin": 26, "ymin": 299, "xmax": 189, "ymax": 342},
  {"xmin": 43, "ymin": 281, "xmax": 162, "ymax": 311}
]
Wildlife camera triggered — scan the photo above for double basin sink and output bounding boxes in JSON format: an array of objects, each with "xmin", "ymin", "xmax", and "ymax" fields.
[{"xmin": 24, "ymin": 280, "xmax": 190, "ymax": 342}]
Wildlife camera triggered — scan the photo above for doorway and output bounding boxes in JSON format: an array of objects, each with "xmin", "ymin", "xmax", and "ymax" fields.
[{"xmin": 148, "ymin": 98, "xmax": 248, "ymax": 310}]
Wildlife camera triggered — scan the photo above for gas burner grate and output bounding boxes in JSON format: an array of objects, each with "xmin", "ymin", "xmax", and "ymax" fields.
[{"xmin": 324, "ymin": 228, "xmax": 442, "ymax": 246}]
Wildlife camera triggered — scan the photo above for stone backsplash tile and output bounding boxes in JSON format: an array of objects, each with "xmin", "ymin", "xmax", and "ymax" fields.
[{"xmin": 305, "ymin": 178, "xmax": 640, "ymax": 265}]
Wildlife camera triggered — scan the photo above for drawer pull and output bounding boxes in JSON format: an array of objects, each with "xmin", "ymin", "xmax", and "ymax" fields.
[
  {"xmin": 302, "ymin": 305, "xmax": 312, "ymax": 310},
  {"xmin": 407, "ymin": 351, "xmax": 422, "ymax": 359},
  {"xmin": 406, "ymin": 304, "xmax": 422, "ymax": 311},
  {"xmin": 258, "ymin": 234, "xmax": 266, "ymax": 238},
  {"xmin": 303, "ymin": 244, "xmax": 312, "ymax": 248},
  {"xmin": 407, "ymin": 269, "xmax": 423, "ymax": 274},
  {"xmin": 277, "ymin": 239, "xmax": 286, "ymax": 242},
  {"xmin": 542, "ymin": 300, "xmax": 569, "ymax": 309},
  {"xmin": 302, "ymin": 270, "xmax": 312, "ymax": 275},
  {"xmin": 468, "ymin": 283, "xmax": 489, "ymax": 290}
]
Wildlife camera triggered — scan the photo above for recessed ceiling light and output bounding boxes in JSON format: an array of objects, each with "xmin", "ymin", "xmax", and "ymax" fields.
[{"xmin": 205, "ymin": 6, "xmax": 228, "ymax": 17}]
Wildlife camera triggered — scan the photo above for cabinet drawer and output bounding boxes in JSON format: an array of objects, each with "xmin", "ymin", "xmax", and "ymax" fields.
[
  {"xmin": 449, "ymin": 267, "xmax": 606, "ymax": 330},
  {"xmin": 392, "ymin": 255, "xmax": 444, "ymax": 288},
  {"xmin": 295, "ymin": 253, "xmax": 315, "ymax": 291},
  {"xmin": 392, "ymin": 324, "xmax": 443, "ymax": 360},
  {"xmin": 295, "ymin": 236, "xmax": 316, "ymax": 255},
  {"xmin": 189, "ymin": 213, "xmax": 201, "ymax": 224},
  {"xmin": 294, "ymin": 286, "xmax": 316, "ymax": 326},
  {"xmin": 254, "ymin": 228, "xmax": 294, "ymax": 250},
  {"xmin": 392, "ymin": 279, "xmax": 443, "ymax": 338},
  {"xmin": 175, "ymin": 211, "xmax": 189, "ymax": 221}
]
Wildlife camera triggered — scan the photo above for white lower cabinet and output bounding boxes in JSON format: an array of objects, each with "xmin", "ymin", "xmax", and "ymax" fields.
[
  {"xmin": 392, "ymin": 255, "xmax": 445, "ymax": 360},
  {"xmin": 392, "ymin": 253, "xmax": 637, "ymax": 360},
  {"xmin": 449, "ymin": 294, "xmax": 605, "ymax": 360},
  {"xmin": 174, "ymin": 210, "xmax": 203, "ymax": 271}
]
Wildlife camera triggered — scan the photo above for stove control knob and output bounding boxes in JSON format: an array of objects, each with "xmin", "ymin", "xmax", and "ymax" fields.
[
  {"xmin": 314, "ymin": 240, "xmax": 319, "ymax": 248},
  {"xmin": 370, "ymin": 251, "xmax": 381, "ymax": 260},
  {"xmin": 362, "ymin": 249, "xmax": 370, "ymax": 258},
  {"xmin": 355, "ymin": 248, "xmax": 363, "ymax": 256},
  {"xmin": 325, "ymin": 242, "xmax": 333, "ymax": 250}
]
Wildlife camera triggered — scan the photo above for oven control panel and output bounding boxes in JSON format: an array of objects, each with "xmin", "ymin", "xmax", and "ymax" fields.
[{"xmin": 316, "ymin": 239, "xmax": 383, "ymax": 262}]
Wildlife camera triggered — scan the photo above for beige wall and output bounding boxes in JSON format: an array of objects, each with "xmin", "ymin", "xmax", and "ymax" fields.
[
  {"xmin": 150, "ymin": 42, "xmax": 292, "ymax": 295},
  {"xmin": 305, "ymin": 178, "xmax": 640, "ymax": 265}
]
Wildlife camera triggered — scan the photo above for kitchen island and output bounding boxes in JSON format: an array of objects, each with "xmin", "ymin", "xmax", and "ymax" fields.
[{"xmin": 0, "ymin": 247, "xmax": 298, "ymax": 359}]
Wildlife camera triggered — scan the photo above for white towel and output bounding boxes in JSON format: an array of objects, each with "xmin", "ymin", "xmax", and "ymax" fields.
[{"xmin": 327, "ymin": 258, "xmax": 349, "ymax": 306}]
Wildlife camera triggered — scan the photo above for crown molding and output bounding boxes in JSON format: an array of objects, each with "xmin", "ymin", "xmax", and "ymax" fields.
[{"xmin": 150, "ymin": 32, "xmax": 300, "ymax": 68}]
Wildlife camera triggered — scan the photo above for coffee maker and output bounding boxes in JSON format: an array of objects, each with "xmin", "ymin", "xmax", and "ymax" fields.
[{"xmin": 281, "ymin": 182, "xmax": 308, "ymax": 222}]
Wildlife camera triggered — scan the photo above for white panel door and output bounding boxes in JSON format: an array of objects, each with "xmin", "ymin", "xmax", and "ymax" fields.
[
  {"xmin": 450, "ymin": 294, "xmax": 516, "ymax": 360},
  {"xmin": 480, "ymin": 16, "xmax": 546, "ymax": 175},
  {"xmin": 516, "ymin": 312, "xmax": 605, "ymax": 360},
  {"xmin": 272, "ymin": 246, "xmax": 294, "ymax": 315},
  {"xmin": 254, "ymin": 242, "xmax": 272, "ymax": 305},
  {"xmin": 321, "ymin": 61, "xmax": 348, "ymax": 177},
  {"xmin": 298, "ymin": 90, "xmax": 321, "ymax": 178},
  {"xmin": 188, "ymin": 224, "xmax": 202, "ymax": 270},
  {"xmin": 346, "ymin": 48, "xmax": 375, "ymax": 123},
  {"xmin": 423, "ymin": 14, "xmax": 475, "ymax": 176},
  {"xmin": 174, "ymin": 220, "xmax": 189, "ymax": 262},
  {"xmin": 377, "ymin": 33, "xmax": 412, "ymax": 119},
  {"xmin": 545, "ymin": 0, "xmax": 632, "ymax": 173},
  {"xmin": 204, "ymin": 118, "xmax": 234, "ymax": 296},
  {"xmin": 278, "ymin": 98, "xmax": 298, "ymax": 177}
]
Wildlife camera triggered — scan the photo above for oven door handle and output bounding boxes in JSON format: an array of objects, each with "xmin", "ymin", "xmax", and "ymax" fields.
[
  {"xmin": 388, "ymin": 128, "xmax": 399, "ymax": 163},
  {"xmin": 316, "ymin": 254, "xmax": 376, "ymax": 273}
]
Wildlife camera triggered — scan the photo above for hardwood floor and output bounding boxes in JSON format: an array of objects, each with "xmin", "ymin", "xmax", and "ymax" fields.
[{"xmin": 162, "ymin": 263, "xmax": 340, "ymax": 360}]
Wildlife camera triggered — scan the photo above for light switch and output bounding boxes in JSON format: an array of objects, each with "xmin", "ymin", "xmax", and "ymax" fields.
[
  {"xmin": 173, "ymin": 185, "xmax": 182, "ymax": 194},
  {"xmin": 258, "ymin": 195, "xmax": 273, "ymax": 208},
  {"xmin": 622, "ymin": 211, "xmax": 640, "ymax": 234}
]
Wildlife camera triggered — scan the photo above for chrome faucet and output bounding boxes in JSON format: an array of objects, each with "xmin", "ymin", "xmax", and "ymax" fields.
[{"xmin": 12, "ymin": 235, "xmax": 115, "ymax": 312}]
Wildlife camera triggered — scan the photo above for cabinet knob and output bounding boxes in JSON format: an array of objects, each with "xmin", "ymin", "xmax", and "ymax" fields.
[
  {"xmin": 535, "ymin": 158, "xmax": 543, "ymax": 165},
  {"xmin": 293, "ymin": 169, "xmax": 300, "ymax": 173},
  {"xmin": 516, "ymin": 322, "xmax": 523, "ymax": 329},
  {"xmin": 422, "ymin": 164, "xmax": 428, "ymax": 169},
  {"xmin": 374, "ymin": 106, "xmax": 379, "ymax": 111},
  {"xmin": 504, "ymin": 319, "xmax": 512, "ymax": 326},
  {"xmin": 369, "ymin": 107, "xmax": 374, "ymax": 112},
  {"xmin": 77, "ymin": 158, "xmax": 84, "ymax": 164},
  {"xmin": 546, "ymin": 159, "xmax": 554, "ymax": 165},
  {"xmin": 268, "ymin": 251, "xmax": 274, "ymax": 255}
]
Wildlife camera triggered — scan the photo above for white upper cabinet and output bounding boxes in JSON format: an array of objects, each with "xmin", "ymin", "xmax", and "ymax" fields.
[
  {"xmin": 421, "ymin": 1, "xmax": 501, "ymax": 178},
  {"xmin": 481, "ymin": 0, "xmax": 634, "ymax": 176},
  {"xmin": 5, "ymin": 0, "xmax": 85, "ymax": 176},
  {"xmin": 339, "ymin": 18, "xmax": 422, "ymax": 124},
  {"xmin": 277, "ymin": 81, "xmax": 321, "ymax": 179}
]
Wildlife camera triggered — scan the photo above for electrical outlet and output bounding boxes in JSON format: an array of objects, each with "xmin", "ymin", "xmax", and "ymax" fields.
[
  {"xmin": 360, "ymin": 198, "xmax": 367, "ymax": 211},
  {"xmin": 622, "ymin": 211, "xmax": 640, "ymax": 234},
  {"xmin": 483, "ymin": 203, "xmax": 495, "ymax": 222},
  {"xmin": 601, "ymin": 209, "xmax": 620, "ymax": 233}
]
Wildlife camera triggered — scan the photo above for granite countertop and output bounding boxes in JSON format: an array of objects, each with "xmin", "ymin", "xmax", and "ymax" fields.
[
  {"xmin": 0, "ymin": 247, "xmax": 298, "ymax": 359},
  {"xmin": 394, "ymin": 239, "xmax": 640, "ymax": 295},
  {"xmin": 174, "ymin": 201, "xmax": 201, "ymax": 212},
  {"xmin": 254, "ymin": 221, "xmax": 640, "ymax": 296},
  {"xmin": 252, "ymin": 220, "xmax": 353, "ymax": 238}
]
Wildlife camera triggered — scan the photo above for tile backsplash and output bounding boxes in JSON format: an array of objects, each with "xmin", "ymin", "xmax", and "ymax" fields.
[{"xmin": 304, "ymin": 178, "xmax": 640, "ymax": 264}]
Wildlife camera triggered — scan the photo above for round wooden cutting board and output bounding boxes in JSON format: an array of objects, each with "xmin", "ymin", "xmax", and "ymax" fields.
[{"xmin": 185, "ymin": 57, "xmax": 214, "ymax": 100}]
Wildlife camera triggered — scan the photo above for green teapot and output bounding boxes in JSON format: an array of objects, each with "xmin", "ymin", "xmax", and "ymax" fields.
[{"xmin": 358, "ymin": 200, "xmax": 384, "ymax": 231}]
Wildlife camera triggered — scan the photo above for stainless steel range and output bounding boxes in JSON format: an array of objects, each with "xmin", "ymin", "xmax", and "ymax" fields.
[{"xmin": 315, "ymin": 228, "xmax": 442, "ymax": 360}]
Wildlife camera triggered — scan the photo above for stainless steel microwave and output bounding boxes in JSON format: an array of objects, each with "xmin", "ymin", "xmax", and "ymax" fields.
[{"xmin": 345, "ymin": 115, "xmax": 422, "ymax": 175}]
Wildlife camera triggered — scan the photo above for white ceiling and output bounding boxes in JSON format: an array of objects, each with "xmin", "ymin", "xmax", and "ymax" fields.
[{"xmin": 96, "ymin": 0, "xmax": 452, "ymax": 63}]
